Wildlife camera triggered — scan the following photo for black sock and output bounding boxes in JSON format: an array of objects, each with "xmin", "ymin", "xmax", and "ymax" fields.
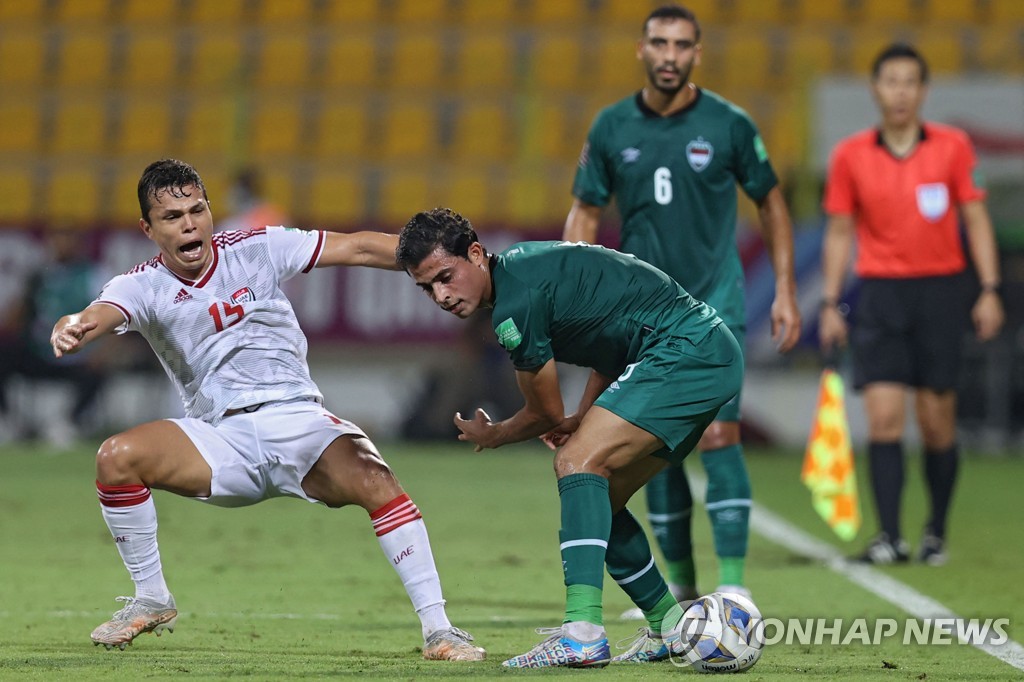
[
  {"xmin": 868, "ymin": 441, "xmax": 904, "ymax": 541},
  {"xmin": 923, "ymin": 445, "xmax": 959, "ymax": 539}
]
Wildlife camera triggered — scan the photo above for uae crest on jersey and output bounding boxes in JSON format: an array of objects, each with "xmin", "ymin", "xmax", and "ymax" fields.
[
  {"xmin": 231, "ymin": 287, "xmax": 255, "ymax": 304},
  {"xmin": 916, "ymin": 183, "xmax": 949, "ymax": 222},
  {"xmin": 686, "ymin": 137, "xmax": 714, "ymax": 171}
]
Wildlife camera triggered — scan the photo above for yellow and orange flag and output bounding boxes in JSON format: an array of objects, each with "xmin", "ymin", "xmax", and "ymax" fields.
[{"xmin": 801, "ymin": 368, "xmax": 860, "ymax": 541}]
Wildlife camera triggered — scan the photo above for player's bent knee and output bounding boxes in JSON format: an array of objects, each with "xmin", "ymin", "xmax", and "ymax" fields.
[
  {"xmin": 95, "ymin": 433, "xmax": 144, "ymax": 485},
  {"xmin": 698, "ymin": 422, "xmax": 740, "ymax": 451}
]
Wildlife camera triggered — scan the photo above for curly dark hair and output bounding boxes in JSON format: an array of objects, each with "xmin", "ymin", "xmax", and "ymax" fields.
[
  {"xmin": 396, "ymin": 207, "xmax": 479, "ymax": 270},
  {"xmin": 137, "ymin": 159, "xmax": 208, "ymax": 222}
]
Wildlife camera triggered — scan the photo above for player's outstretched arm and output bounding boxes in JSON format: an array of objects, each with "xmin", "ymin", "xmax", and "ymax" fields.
[
  {"xmin": 51, "ymin": 303, "xmax": 125, "ymax": 358},
  {"xmin": 317, "ymin": 231, "xmax": 401, "ymax": 270},
  {"xmin": 562, "ymin": 199, "xmax": 603, "ymax": 243}
]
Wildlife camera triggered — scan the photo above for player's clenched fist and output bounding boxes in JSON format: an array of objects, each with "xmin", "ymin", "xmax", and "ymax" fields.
[{"xmin": 51, "ymin": 319, "xmax": 97, "ymax": 357}]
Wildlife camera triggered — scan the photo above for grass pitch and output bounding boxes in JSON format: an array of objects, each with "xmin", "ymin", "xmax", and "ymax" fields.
[{"xmin": 0, "ymin": 440, "xmax": 1021, "ymax": 680}]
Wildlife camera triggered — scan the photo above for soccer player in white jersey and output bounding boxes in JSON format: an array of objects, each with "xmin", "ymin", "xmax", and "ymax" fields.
[{"xmin": 49, "ymin": 159, "xmax": 485, "ymax": 661}]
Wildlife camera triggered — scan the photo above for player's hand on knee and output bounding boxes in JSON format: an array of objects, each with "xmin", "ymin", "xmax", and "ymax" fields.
[{"xmin": 540, "ymin": 414, "xmax": 581, "ymax": 451}]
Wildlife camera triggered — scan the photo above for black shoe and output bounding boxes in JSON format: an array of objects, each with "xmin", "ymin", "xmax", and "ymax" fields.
[
  {"xmin": 854, "ymin": 534, "xmax": 910, "ymax": 565},
  {"xmin": 917, "ymin": 533, "xmax": 948, "ymax": 566}
]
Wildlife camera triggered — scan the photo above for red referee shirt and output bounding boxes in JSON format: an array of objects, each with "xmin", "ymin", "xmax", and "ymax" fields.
[{"xmin": 823, "ymin": 122, "xmax": 986, "ymax": 278}]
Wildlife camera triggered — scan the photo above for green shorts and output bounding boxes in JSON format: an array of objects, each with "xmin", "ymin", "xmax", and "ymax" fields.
[
  {"xmin": 594, "ymin": 323, "xmax": 744, "ymax": 466},
  {"xmin": 715, "ymin": 324, "xmax": 744, "ymax": 423}
]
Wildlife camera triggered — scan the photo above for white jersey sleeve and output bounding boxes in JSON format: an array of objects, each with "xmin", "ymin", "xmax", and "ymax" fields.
[{"xmin": 265, "ymin": 226, "xmax": 325, "ymax": 282}]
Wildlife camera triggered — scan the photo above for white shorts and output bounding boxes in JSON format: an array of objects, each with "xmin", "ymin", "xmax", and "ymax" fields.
[{"xmin": 170, "ymin": 398, "xmax": 367, "ymax": 508}]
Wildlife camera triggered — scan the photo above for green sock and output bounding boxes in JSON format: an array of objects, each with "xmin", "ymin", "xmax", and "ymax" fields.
[
  {"xmin": 606, "ymin": 509, "xmax": 671, "ymax": 612},
  {"xmin": 646, "ymin": 590, "xmax": 680, "ymax": 634},
  {"xmin": 645, "ymin": 465, "xmax": 696, "ymax": 587},
  {"xmin": 558, "ymin": 473, "xmax": 611, "ymax": 625},
  {"xmin": 701, "ymin": 444, "xmax": 751, "ymax": 586}
]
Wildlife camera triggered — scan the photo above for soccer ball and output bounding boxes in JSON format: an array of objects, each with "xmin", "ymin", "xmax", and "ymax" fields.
[{"xmin": 667, "ymin": 591, "xmax": 765, "ymax": 673}]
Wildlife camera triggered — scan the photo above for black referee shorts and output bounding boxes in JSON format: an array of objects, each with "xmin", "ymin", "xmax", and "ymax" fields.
[{"xmin": 851, "ymin": 274, "xmax": 971, "ymax": 392}]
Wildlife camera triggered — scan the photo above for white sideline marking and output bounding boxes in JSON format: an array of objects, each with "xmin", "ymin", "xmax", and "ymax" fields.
[{"xmin": 690, "ymin": 475, "xmax": 1024, "ymax": 672}]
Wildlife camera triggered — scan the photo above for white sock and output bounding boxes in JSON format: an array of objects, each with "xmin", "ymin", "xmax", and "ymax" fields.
[
  {"xmin": 371, "ymin": 494, "xmax": 452, "ymax": 638},
  {"xmin": 97, "ymin": 483, "xmax": 171, "ymax": 605},
  {"xmin": 564, "ymin": 621, "xmax": 606, "ymax": 642}
]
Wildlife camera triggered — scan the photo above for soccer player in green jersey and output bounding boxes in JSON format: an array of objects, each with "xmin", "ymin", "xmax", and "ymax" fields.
[
  {"xmin": 565, "ymin": 4, "xmax": 801, "ymax": 612},
  {"xmin": 397, "ymin": 208, "xmax": 744, "ymax": 668}
]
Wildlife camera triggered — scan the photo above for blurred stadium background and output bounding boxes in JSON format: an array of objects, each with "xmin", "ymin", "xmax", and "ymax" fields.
[{"xmin": 0, "ymin": 0, "xmax": 1022, "ymax": 450}]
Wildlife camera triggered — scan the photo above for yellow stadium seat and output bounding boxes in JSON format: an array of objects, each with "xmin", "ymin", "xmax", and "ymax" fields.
[
  {"xmin": 595, "ymin": 30, "xmax": 645, "ymax": 92},
  {"xmin": 848, "ymin": 27, "xmax": 908, "ymax": 75},
  {"xmin": 322, "ymin": 0, "xmax": 379, "ymax": 25},
  {"xmin": 55, "ymin": 29, "xmax": 114, "ymax": 88},
  {"xmin": 111, "ymin": 163, "xmax": 145, "ymax": 224},
  {"xmin": 391, "ymin": 0, "xmax": 450, "ymax": 24},
  {"xmin": 436, "ymin": 166, "xmax": 493, "ymax": 223},
  {"xmin": 121, "ymin": 0, "xmax": 180, "ymax": 24},
  {"xmin": 719, "ymin": 27, "xmax": 776, "ymax": 93},
  {"xmin": 379, "ymin": 101, "xmax": 440, "ymax": 160},
  {"xmin": 258, "ymin": 165, "xmax": 296, "ymax": 218},
  {"xmin": 857, "ymin": 0, "xmax": 918, "ymax": 24},
  {"xmin": 52, "ymin": 0, "xmax": 110, "ymax": 23},
  {"xmin": 190, "ymin": 30, "xmax": 245, "ymax": 88},
  {"xmin": 44, "ymin": 166, "xmax": 102, "ymax": 223},
  {"xmin": 190, "ymin": 0, "xmax": 247, "ymax": 23},
  {"xmin": 502, "ymin": 166, "xmax": 562, "ymax": 225},
  {"xmin": 321, "ymin": 34, "xmax": 377, "ymax": 88},
  {"xmin": 50, "ymin": 98, "xmax": 108, "ymax": 154},
  {"xmin": 454, "ymin": 33, "xmax": 516, "ymax": 91},
  {"xmin": 313, "ymin": 99, "xmax": 370, "ymax": 159},
  {"xmin": 384, "ymin": 32, "xmax": 445, "ymax": 88},
  {"xmin": 783, "ymin": 32, "xmax": 840, "ymax": 84},
  {"xmin": 527, "ymin": 33, "xmax": 583, "ymax": 91},
  {"xmin": 0, "ymin": 0, "xmax": 46, "ymax": 23},
  {"xmin": 254, "ymin": 31, "xmax": 314, "ymax": 89},
  {"xmin": 524, "ymin": 0, "xmax": 588, "ymax": 26},
  {"xmin": 729, "ymin": 0, "xmax": 787, "ymax": 24},
  {"xmin": 602, "ymin": 0, "xmax": 723, "ymax": 26},
  {"xmin": 0, "ymin": 28, "xmax": 48, "ymax": 88},
  {"xmin": 0, "ymin": 168, "xmax": 35, "ymax": 222},
  {"xmin": 0, "ymin": 98, "xmax": 41, "ymax": 155},
  {"xmin": 115, "ymin": 96, "xmax": 174, "ymax": 156},
  {"xmin": 377, "ymin": 169, "xmax": 431, "ymax": 224},
  {"xmin": 254, "ymin": 0, "xmax": 314, "ymax": 24},
  {"xmin": 922, "ymin": 0, "xmax": 979, "ymax": 23},
  {"xmin": 790, "ymin": 0, "xmax": 854, "ymax": 25},
  {"xmin": 912, "ymin": 28, "xmax": 967, "ymax": 75},
  {"xmin": 120, "ymin": 30, "xmax": 181, "ymax": 89},
  {"xmin": 449, "ymin": 103, "xmax": 512, "ymax": 163},
  {"xmin": 457, "ymin": 0, "xmax": 517, "ymax": 25},
  {"xmin": 974, "ymin": 26, "xmax": 1024, "ymax": 73},
  {"xmin": 308, "ymin": 168, "xmax": 366, "ymax": 224},
  {"xmin": 988, "ymin": 0, "xmax": 1024, "ymax": 23},
  {"xmin": 249, "ymin": 101, "xmax": 305, "ymax": 158},
  {"xmin": 530, "ymin": 101, "xmax": 585, "ymax": 163},
  {"xmin": 180, "ymin": 96, "xmax": 237, "ymax": 157}
]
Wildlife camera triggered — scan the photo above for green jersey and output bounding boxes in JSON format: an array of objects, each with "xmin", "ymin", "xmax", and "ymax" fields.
[
  {"xmin": 572, "ymin": 89, "xmax": 777, "ymax": 328},
  {"xmin": 490, "ymin": 240, "xmax": 720, "ymax": 377}
]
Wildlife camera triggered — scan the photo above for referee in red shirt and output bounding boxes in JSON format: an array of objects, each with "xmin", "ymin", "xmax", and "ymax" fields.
[{"xmin": 819, "ymin": 43, "xmax": 1004, "ymax": 566}]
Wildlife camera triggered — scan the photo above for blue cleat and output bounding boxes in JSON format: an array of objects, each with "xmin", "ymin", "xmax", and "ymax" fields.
[{"xmin": 502, "ymin": 626, "xmax": 610, "ymax": 668}]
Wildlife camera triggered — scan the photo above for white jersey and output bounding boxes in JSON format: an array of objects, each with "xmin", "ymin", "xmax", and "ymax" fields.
[{"xmin": 95, "ymin": 226, "xmax": 327, "ymax": 424}]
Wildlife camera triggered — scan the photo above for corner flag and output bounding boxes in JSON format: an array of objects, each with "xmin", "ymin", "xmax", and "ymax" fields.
[{"xmin": 801, "ymin": 368, "xmax": 860, "ymax": 541}]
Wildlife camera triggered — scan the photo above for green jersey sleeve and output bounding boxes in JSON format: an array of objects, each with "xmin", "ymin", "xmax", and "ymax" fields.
[
  {"xmin": 730, "ymin": 108, "xmax": 777, "ymax": 203},
  {"xmin": 493, "ymin": 285, "xmax": 553, "ymax": 371},
  {"xmin": 572, "ymin": 109, "xmax": 614, "ymax": 207}
]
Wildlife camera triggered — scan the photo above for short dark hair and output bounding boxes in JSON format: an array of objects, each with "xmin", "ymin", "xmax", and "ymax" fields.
[
  {"xmin": 871, "ymin": 42, "xmax": 929, "ymax": 83},
  {"xmin": 396, "ymin": 207, "xmax": 479, "ymax": 270},
  {"xmin": 644, "ymin": 4, "xmax": 701, "ymax": 42},
  {"xmin": 138, "ymin": 159, "xmax": 208, "ymax": 222}
]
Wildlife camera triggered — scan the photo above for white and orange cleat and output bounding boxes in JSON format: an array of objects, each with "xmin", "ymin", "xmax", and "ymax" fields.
[
  {"xmin": 422, "ymin": 626, "xmax": 486, "ymax": 661},
  {"xmin": 91, "ymin": 595, "xmax": 177, "ymax": 650}
]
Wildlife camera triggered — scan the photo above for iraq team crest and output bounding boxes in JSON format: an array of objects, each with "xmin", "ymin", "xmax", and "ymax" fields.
[
  {"xmin": 916, "ymin": 183, "xmax": 949, "ymax": 222},
  {"xmin": 686, "ymin": 137, "xmax": 714, "ymax": 171}
]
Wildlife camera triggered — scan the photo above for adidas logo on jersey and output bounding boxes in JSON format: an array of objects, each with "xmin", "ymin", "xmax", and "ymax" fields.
[{"xmin": 173, "ymin": 288, "xmax": 193, "ymax": 304}]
